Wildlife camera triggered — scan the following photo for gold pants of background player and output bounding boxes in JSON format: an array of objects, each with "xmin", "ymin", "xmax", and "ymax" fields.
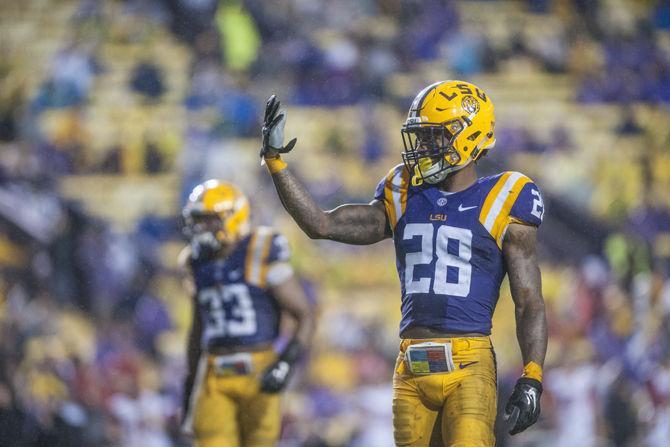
[
  {"xmin": 189, "ymin": 350, "xmax": 281, "ymax": 447},
  {"xmin": 393, "ymin": 337, "xmax": 497, "ymax": 447}
]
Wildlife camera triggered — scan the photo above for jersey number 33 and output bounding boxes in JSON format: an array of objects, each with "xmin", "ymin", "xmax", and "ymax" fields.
[{"xmin": 199, "ymin": 284, "xmax": 257, "ymax": 338}]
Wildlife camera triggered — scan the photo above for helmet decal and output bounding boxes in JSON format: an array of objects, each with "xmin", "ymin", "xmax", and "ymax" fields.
[
  {"xmin": 461, "ymin": 95, "xmax": 480, "ymax": 115},
  {"xmin": 408, "ymin": 81, "xmax": 443, "ymax": 119}
]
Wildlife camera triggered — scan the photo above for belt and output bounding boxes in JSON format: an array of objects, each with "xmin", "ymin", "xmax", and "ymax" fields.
[
  {"xmin": 205, "ymin": 348, "xmax": 277, "ymax": 377},
  {"xmin": 207, "ymin": 352, "xmax": 254, "ymax": 376},
  {"xmin": 400, "ymin": 336, "xmax": 492, "ymax": 355}
]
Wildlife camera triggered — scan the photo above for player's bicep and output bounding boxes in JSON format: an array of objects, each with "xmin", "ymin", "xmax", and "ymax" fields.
[
  {"xmin": 373, "ymin": 199, "xmax": 393, "ymax": 238},
  {"xmin": 179, "ymin": 247, "xmax": 202, "ymax": 336},
  {"xmin": 324, "ymin": 199, "xmax": 391, "ymax": 244},
  {"xmin": 503, "ymin": 223, "xmax": 543, "ymax": 309},
  {"xmin": 190, "ymin": 297, "xmax": 202, "ymax": 335}
]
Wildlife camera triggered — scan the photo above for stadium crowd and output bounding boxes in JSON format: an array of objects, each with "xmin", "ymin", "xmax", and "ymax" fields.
[{"xmin": 1, "ymin": 0, "xmax": 670, "ymax": 446}]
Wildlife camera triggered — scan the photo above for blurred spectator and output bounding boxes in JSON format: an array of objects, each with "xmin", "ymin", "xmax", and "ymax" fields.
[
  {"xmin": 441, "ymin": 30, "xmax": 486, "ymax": 76},
  {"xmin": 163, "ymin": 0, "xmax": 220, "ymax": 45},
  {"xmin": 0, "ymin": 379, "xmax": 39, "ymax": 447},
  {"xmin": 603, "ymin": 374, "xmax": 639, "ymax": 446},
  {"xmin": 31, "ymin": 78, "xmax": 86, "ymax": 113},
  {"xmin": 144, "ymin": 141, "xmax": 167, "ymax": 173},
  {"xmin": 50, "ymin": 42, "xmax": 99, "ymax": 102},
  {"xmin": 216, "ymin": 0, "xmax": 261, "ymax": 71},
  {"xmin": 130, "ymin": 60, "xmax": 166, "ymax": 101},
  {"xmin": 97, "ymin": 145, "xmax": 123, "ymax": 174},
  {"xmin": 616, "ymin": 105, "xmax": 644, "ymax": 135},
  {"xmin": 0, "ymin": 83, "xmax": 24, "ymax": 143},
  {"xmin": 654, "ymin": 0, "xmax": 670, "ymax": 30},
  {"xmin": 546, "ymin": 340, "xmax": 600, "ymax": 447}
]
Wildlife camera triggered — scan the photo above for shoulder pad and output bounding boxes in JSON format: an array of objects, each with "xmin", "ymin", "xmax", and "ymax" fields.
[
  {"xmin": 178, "ymin": 245, "xmax": 193, "ymax": 271},
  {"xmin": 479, "ymin": 171, "xmax": 543, "ymax": 248},
  {"xmin": 244, "ymin": 227, "xmax": 289, "ymax": 287},
  {"xmin": 373, "ymin": 164, "xmax": 410, "ymax": 230}
]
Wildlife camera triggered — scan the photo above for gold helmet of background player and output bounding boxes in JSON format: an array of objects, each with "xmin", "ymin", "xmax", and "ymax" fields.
[
  {"xmin": 183, "ymin": 180, "xmax": 251, "ymax": 246},
  {"xmin": 401, "ymin": 80, "xmax": 496, "ymax": 185}
]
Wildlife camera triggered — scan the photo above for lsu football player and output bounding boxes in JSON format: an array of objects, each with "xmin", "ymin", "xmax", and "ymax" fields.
[
  {"xmin": 179, "ymin": 180, "xmax": 315, "ymax": 447},
  {"xmin": 259, "ymin": 81, "xmax": 548, "ymax": 446}
]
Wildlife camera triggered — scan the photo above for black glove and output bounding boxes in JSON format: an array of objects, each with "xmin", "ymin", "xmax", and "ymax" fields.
[
  {"xmin": 259, "ymin": 339, "xmax": 303, "ymax": 393},
  {"xmin": 260, "ymin": 95, "xmax": 297, "ymax": 159},
  {"xmin": 504, "ymin": 377, "xmax": 542, "ymax": 435}
]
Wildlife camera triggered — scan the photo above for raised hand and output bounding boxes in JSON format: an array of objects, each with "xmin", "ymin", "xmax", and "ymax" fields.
[{"xmin": 260, "ymin": 95, "xmax": 297, "ymax": 159}]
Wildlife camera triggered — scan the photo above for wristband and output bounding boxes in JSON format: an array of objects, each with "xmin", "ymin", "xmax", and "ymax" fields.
[
  {"xmin": 522, "ymin": 361, "xmax": 543, "ymax": 382},
  {"xmin": 265, "ymin": 155, "xmax": 287, "ymax": 174},
  {"xmin": 279, "ymin": 338, "xmax": 303, "ymax": 364}
]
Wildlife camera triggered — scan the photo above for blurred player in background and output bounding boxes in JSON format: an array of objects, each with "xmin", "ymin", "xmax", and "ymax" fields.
[
  {"xmin": 259, "ymin": 81, "xmax": 547, "ymax": 446},
  {"xmin": 179, "ymin": 180, "xmax": 315, "ymax": 447}
]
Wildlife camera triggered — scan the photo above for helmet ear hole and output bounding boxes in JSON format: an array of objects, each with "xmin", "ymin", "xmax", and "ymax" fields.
[{"xmin": 467, "ymin": 131, "xmax": 481, "ymax": 141}]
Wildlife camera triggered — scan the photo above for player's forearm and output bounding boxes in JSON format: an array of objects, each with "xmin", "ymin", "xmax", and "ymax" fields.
[
  {"xmin": 186, "ymin": 326, "xmax": 202, "ymax": 378},
  {"xmin": 271, "ymin": 276, "xmax": 316, "ymax": 348},
  {"xmin": 270, "ymin": 169, "xmax": 387, "ymax": 244},
  {"xmin": 503, "ymin": 224, "xmax": 547, "ymax": 368},
  {"xmin": 270, "ymin": 169, "xmax": 331, "ymax": 239},
  {"xmin": 293, "ymin": 308, "xmax": 316, "ymax": 348},
  {"xmin": 515, "ymin": 300, "xmax": 547, "ymax": 367}
]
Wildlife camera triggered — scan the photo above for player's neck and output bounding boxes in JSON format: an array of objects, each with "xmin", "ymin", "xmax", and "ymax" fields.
[
  {"xmin": 438, "ymin": 163, "xmax": 478, "ymax": 193},
  {"xmin": 216, "ymin": 230, "xmax": 251, "ymax": 259},
  {"xmin": 216, "ymin": 241, "xmax": 237, "ymax": 259}
]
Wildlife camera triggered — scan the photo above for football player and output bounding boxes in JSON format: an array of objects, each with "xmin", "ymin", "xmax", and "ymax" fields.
[
  {"xmin": 180, "ymin": 180, "xmax": 315, "ymax": 447},
  {"xmin": 259, "ymin": 81, "xmax": 547, "ymax": 446}
]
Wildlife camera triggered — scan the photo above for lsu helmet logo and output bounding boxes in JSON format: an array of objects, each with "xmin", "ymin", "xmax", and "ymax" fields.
[{"xmin": 461, "ymin": 95, "xmax": 480, "ymax": 115}]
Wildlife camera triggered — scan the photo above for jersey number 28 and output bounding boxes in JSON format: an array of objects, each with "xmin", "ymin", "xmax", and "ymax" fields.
[{"xmin": 404, "ymin": 223, "xmax": 472, "ymax": 297}]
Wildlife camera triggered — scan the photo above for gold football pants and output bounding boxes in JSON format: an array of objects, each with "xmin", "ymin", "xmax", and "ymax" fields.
[
  {"xmin": 393, "ymin": 337, "xmax": 497, "ymax": 447},
  {"xmin": 187, "ymin": 350, "xmax": 281, "ymax": 447}
]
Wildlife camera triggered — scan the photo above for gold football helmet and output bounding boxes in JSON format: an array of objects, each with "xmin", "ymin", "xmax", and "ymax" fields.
[
  {"xmin": 182, "ymin": 180, "xmax": 251, "ymax": 252},
  {"xmin": 401, "ymin": 80, "xmax": 496, "ymax": 184}
]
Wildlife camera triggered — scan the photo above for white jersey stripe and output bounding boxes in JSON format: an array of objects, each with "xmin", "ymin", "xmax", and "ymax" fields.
[
  {"xmin": 249, "ymin": 227, "xmax": 271, "ymax": 285},
  {"xmin": 391, "ymin": 166, "xmax": 405, "ymax": 226},
  {"xmin": 483, "ymin": 172, "xmax": 524, "ymax": 232}
]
